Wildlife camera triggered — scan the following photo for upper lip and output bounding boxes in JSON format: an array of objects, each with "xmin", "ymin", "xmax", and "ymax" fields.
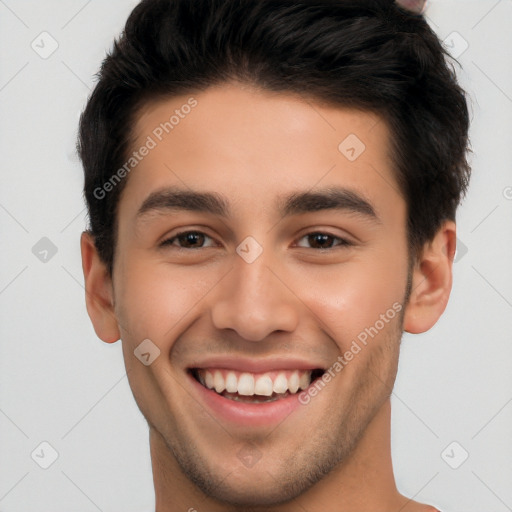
[{"xmin": 188, "ymin": 356, "xmax": 326, "ymax": 373}]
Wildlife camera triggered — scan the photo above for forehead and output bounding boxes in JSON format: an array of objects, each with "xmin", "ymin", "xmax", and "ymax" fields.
[{"xmin": 119, "ymin": 83, "xmax": 404, "ymax": 224}]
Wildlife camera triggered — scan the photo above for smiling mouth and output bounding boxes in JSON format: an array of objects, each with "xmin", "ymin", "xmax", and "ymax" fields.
[{"xmin": 189, "ymin": 368, "xmax": 325, "ymax": 403}]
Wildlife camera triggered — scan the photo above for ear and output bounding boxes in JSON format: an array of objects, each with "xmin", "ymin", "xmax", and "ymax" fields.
[
  {"xmin": 80, "ymin": 231, "xmax": 120, "ymax": 343},
  {"xmin": 395, "ymin": 0, "xmax": 427, "ymax": 14},
  {"xmin": 403, "ymin": 220, "xmax": 456, "ymax": 334}
]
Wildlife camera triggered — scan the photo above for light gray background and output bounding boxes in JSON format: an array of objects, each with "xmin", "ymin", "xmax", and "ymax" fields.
[{"xmin": 1, "ymin": 1, "xmax": 511, "ymax": 511}]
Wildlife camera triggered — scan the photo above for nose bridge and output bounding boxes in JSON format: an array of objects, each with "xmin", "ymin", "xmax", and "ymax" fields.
[{"xmin": 210, "ymin": 246, "xmax": 300, "ymax": 341}]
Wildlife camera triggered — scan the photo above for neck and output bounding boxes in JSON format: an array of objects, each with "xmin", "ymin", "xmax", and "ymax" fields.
[{"xmin": 150, "ymin": 399, "xmax": 421, "ymax": 511}]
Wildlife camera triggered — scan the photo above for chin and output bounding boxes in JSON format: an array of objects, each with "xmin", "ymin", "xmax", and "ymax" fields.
[
  {"xmin": 203, "ymin": 482, "xmax": 297, "ymax": 509},
  {"xmin": 179, "ymin": 458, "xmax": 316, "ymax": 509}
]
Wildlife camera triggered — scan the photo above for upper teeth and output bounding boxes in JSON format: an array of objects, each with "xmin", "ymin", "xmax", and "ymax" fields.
[{"xmin": 197, "ymin": 369, "xmax": 312, "ymax": 396}]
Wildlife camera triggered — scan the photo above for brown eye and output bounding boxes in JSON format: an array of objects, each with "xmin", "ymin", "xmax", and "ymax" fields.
[
  {"xmin": 161, "ymin": 231, "xmax": 214, "ymax": 249},
  {"xmin": 296, "ymin": 232, "xmax": 352, "ymax": 250}
]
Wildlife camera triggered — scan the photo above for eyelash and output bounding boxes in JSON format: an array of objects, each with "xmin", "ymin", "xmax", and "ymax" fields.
[{"xmin": 159, "ymin": 230, "xmax": 354, "ymax": 251}]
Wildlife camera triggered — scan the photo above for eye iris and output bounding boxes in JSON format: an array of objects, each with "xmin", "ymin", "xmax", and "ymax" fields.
[
  {"xmin": 179, "ymin": 232, "xmax": 204, "ymax": 248},
  {"xmin": 172, "ymin": 232, "xmax": 341, "ymax": 249},
  {"xmin": 309, "ymin": 233, "xmax": 333, "ymax": 249}
]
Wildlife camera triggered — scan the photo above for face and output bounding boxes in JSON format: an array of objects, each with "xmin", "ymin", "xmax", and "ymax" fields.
[{"xmin": 109, "ymin": 83, "xmax": 411, "ymax": 505}]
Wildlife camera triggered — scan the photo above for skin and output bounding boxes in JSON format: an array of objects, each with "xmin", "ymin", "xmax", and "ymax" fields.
[{"xmin": 81, "ymin": 82, "xmax": 455, "ymax": 511}]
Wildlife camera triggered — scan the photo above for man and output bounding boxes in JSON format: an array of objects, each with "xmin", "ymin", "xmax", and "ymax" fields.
[{"xmin": 78, "ymin": 0, "xmax": 470, "ymax": 510}]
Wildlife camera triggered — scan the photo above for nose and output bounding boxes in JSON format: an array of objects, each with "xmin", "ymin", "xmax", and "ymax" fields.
[{"xmin": 210, "ymin": 250, "xmax": 300, "ymax": 342}]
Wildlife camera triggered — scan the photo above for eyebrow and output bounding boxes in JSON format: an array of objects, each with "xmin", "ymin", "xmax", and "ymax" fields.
[{"xmin": 135, "ymin": 186, "xmax": 380, "ymax": 224}]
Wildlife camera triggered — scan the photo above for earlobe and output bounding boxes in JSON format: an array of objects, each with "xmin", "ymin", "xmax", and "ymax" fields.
[
  {"xmin": 403, "ymin": 220, "xmax": 456, "ymax": 334},
  {"xmin": 80, "ymin": 231, "xmax": 120, "ymax": 343}
]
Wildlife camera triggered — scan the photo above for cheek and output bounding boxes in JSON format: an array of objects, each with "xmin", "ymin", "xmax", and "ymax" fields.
[
  {"xmin": 299, "ymin": 249, "xmax": 408, "ymax": 349},
  {"xmin": 114, "ymin": 256, "xmax": 222, "ymax": 344}
]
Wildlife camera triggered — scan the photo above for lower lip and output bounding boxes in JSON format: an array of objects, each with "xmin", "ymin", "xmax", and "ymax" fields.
[{"xmin": 188, "ymin": 371, "xmax": 304, "ymax": 427}]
